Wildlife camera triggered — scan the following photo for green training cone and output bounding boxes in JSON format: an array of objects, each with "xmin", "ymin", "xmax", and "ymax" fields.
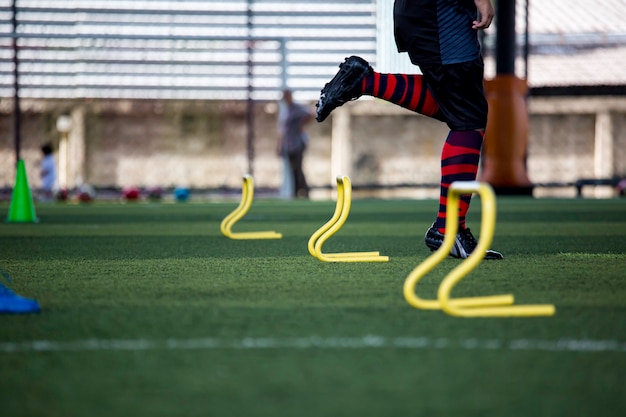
[{"xmin": 6, "ymin": 159, "xmax": 38, "ymax": 223}]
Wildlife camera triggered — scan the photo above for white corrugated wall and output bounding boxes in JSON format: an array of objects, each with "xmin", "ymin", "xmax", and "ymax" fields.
[{"xmin": 375, "ymin": 0, "xmax": 421, "ymax": 74}]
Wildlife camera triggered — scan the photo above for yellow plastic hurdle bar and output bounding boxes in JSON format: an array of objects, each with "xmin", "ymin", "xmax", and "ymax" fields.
[
  {"xmin": 403, "ymin": 181, "xmax": 555, "ymax": 317},
  {"xmin": 308, "ymin": 175, "xmax": 388, "ymax": 262},
  {"xmin": 220, "ymin": 174, "xmax": 282, "ymax": 240}
]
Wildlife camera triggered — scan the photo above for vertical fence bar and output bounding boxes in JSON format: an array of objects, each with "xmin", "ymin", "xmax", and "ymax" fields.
[
  {"xmin": 280, "ymin": 38, "xmax": 287, "ymax": 90},
  {"xmin": 11, "ymin": 0, "xmax": 21, "ymax": 166},
  {"xmin": 246, "ymin": 0, "xmax": 255, "ymax": 176}
]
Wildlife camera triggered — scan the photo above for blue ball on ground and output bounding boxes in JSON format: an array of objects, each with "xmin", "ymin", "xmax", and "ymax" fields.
[{"xmin": 174, "ymin": 187, "xmax": 190, "ymax": 202}]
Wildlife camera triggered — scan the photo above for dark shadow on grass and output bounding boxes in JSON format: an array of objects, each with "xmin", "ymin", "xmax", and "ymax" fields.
[
  {"xmin": 11, "ymin": 233, "xmax": 621, "ymax": 261},
  {"xmin": 0, "ymin": 235, "xmax": 419, "ymax": 260}
]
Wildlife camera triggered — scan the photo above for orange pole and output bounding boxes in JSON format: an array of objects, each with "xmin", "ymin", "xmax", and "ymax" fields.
[{"xmin": 480, "ymin": 75, "xmax": 533, "ymax": 194}]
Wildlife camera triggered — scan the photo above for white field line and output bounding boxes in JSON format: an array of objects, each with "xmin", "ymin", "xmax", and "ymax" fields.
[{"xmin": 1, "ymin": 336, "xmax": 625, "ymax": 354}]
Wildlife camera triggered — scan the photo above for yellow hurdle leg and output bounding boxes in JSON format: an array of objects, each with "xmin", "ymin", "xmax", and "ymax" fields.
[
  {"xmin": 404, "ymin": 180, "xmax": 555, "ymax": 317},
  {"xmin": 309, "ymin": 176, "xmax": 388, "ymax": 262},
  {"xmin": 219, "ymin": 175, "xmax": 250, "ymax": 236},
  {"xmin": 403, "ymin": 181, "xmax": 516, "ymax": 311},
  {"xmin": 220, "ymin": 175, "xmax": 282, "ymax": 240},
  {"xmin": 307, "ymin": 177, "xmax": 347, "ymax": 258},
  {"xmin": 438, "ymin": 182, "xmax": 555, "ymax": 317}
]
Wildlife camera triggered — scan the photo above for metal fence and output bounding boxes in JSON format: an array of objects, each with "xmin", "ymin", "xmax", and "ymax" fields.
[
  {"xmin": 2, "ymin": 0, "xmax": 625, "ymax": 102},
  {"xmin": 0, "ymin": 0, "xmax": 377, "ymax": 101}
]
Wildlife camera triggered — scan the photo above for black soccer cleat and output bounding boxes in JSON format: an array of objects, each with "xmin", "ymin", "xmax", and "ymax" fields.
[
  {"xmin": 316, "ymin": 56, "xmax": 373, "ymax": 122},
  {"xmin": 424, "ymin": 222, "xmax": 504, "ymax": 260}
]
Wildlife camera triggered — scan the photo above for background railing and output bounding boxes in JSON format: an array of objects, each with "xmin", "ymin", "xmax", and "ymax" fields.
[
  {"xmin": 0, "ymin": 0, "xmax": 377, "ymax": 101},
  {"xmin": 2, "ymin": 0, "xmax": 625, "ymax": 101}
]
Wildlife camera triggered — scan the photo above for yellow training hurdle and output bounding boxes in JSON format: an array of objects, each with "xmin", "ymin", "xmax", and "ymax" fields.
[
  {"xmin": 403, "ymin": 181, "xmax": 555, "ymax": 317},
  {"xmin": 308, "ymin": 176, "xmax": 388, "ymax": 262},
  {"xmin": 220, "ymin": 174, "xmax": 282, "ymax": 240}
]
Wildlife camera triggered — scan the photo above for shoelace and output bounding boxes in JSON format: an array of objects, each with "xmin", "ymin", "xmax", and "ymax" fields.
[{"xmin": 457, "ymin": 228, "xmax": 478, "ymax": 252}]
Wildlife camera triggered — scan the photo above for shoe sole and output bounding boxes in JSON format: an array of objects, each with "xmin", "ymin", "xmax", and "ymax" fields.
[
  {"xmin": 316, "ymin": 57, "xmax": 371, "ymax": 122},
  {"xmin": 424, "ymin": 230, "xmax": 503, "ymax": 260}
]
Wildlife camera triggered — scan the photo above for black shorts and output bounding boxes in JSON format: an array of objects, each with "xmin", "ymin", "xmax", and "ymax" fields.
[{"xmin": 418, "ymin": 57, "xmax": 488, "ymax": 131}]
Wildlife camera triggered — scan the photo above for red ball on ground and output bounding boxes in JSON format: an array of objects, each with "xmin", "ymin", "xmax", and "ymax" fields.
[{"xmin": 123, "ymin": 187, "xmax": 141, "ymax": 201}]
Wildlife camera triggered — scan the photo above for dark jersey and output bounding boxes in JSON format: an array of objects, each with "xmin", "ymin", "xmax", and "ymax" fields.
[{"xmin": 394, "ymin": 0, "xmax": 480, "ymax": 66}]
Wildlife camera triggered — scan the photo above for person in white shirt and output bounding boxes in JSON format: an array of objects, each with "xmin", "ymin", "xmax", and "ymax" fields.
[{"xmin": 40, "ymin": 143, "xmax": 57, "ymax": 201}]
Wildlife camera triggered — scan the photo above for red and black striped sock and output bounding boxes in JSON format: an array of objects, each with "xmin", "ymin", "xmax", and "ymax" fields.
[
  {"xmin": 436, "ymin": 130, "xmax": 484, "ymax": 234},
  {"xmin": 361, "ymin": 72, "xmax": 446, "ymax": 121}
]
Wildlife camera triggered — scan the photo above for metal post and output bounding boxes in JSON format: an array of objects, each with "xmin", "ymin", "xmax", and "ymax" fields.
[
  {"xmin": 246, "ymin": 0, "xmax": 254, "ymax": 176},
  {"xmin": 524, "ymin": 0, "xmax": 530, "ymax": 80},
  {"xmin": 11, "ymin": 0, "xmax": 20, "ymax": 165},
  {"xmin": 496, "ymin": 0, "xmax": 516, "ymax": 75},
  {"xmin": 279, "ymin": 38, "xmax": 287, "ymax": 90},
  {"xmin": 480, "ymin": 0, "xmax": 533, "ymax": 194},
  {"xmin": 56, "ymin": 115, "xmax": 72, "ymax": 190}
]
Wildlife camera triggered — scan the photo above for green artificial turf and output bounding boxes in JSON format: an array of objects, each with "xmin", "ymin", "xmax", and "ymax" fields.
[{"xmin": 0, "ymin": 196, "xmax": 625, "ymax": 417}]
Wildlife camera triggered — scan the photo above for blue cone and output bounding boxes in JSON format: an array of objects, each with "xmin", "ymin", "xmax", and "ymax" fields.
[{"xmin": 0, "ymin": 283, "xmax": 40, "ymax": 314}]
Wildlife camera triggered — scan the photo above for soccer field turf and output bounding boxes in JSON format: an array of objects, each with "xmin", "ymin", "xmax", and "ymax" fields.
[{"xmin": 1, "ymin": 196, "xmax": 625, "ymax": 417}]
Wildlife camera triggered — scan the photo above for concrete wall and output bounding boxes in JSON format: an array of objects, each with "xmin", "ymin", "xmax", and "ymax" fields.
[{"xmin": 1, "ymin": 96, "xmax": 625, "ymax": 198}]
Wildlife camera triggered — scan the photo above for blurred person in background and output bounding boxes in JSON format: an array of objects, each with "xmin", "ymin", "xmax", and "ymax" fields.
[
  {"xmin": 278, "ymin": 89, "xmax": 313, "ymax": 199},
  {"xmin": 39, "ymin": 142, "xmax": 57, "ymax": 201}
]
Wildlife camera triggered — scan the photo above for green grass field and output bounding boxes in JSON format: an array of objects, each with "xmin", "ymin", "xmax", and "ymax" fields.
[{"xmin": 1, "ymin": 196, "xmax": 625, "ymax": 417}]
